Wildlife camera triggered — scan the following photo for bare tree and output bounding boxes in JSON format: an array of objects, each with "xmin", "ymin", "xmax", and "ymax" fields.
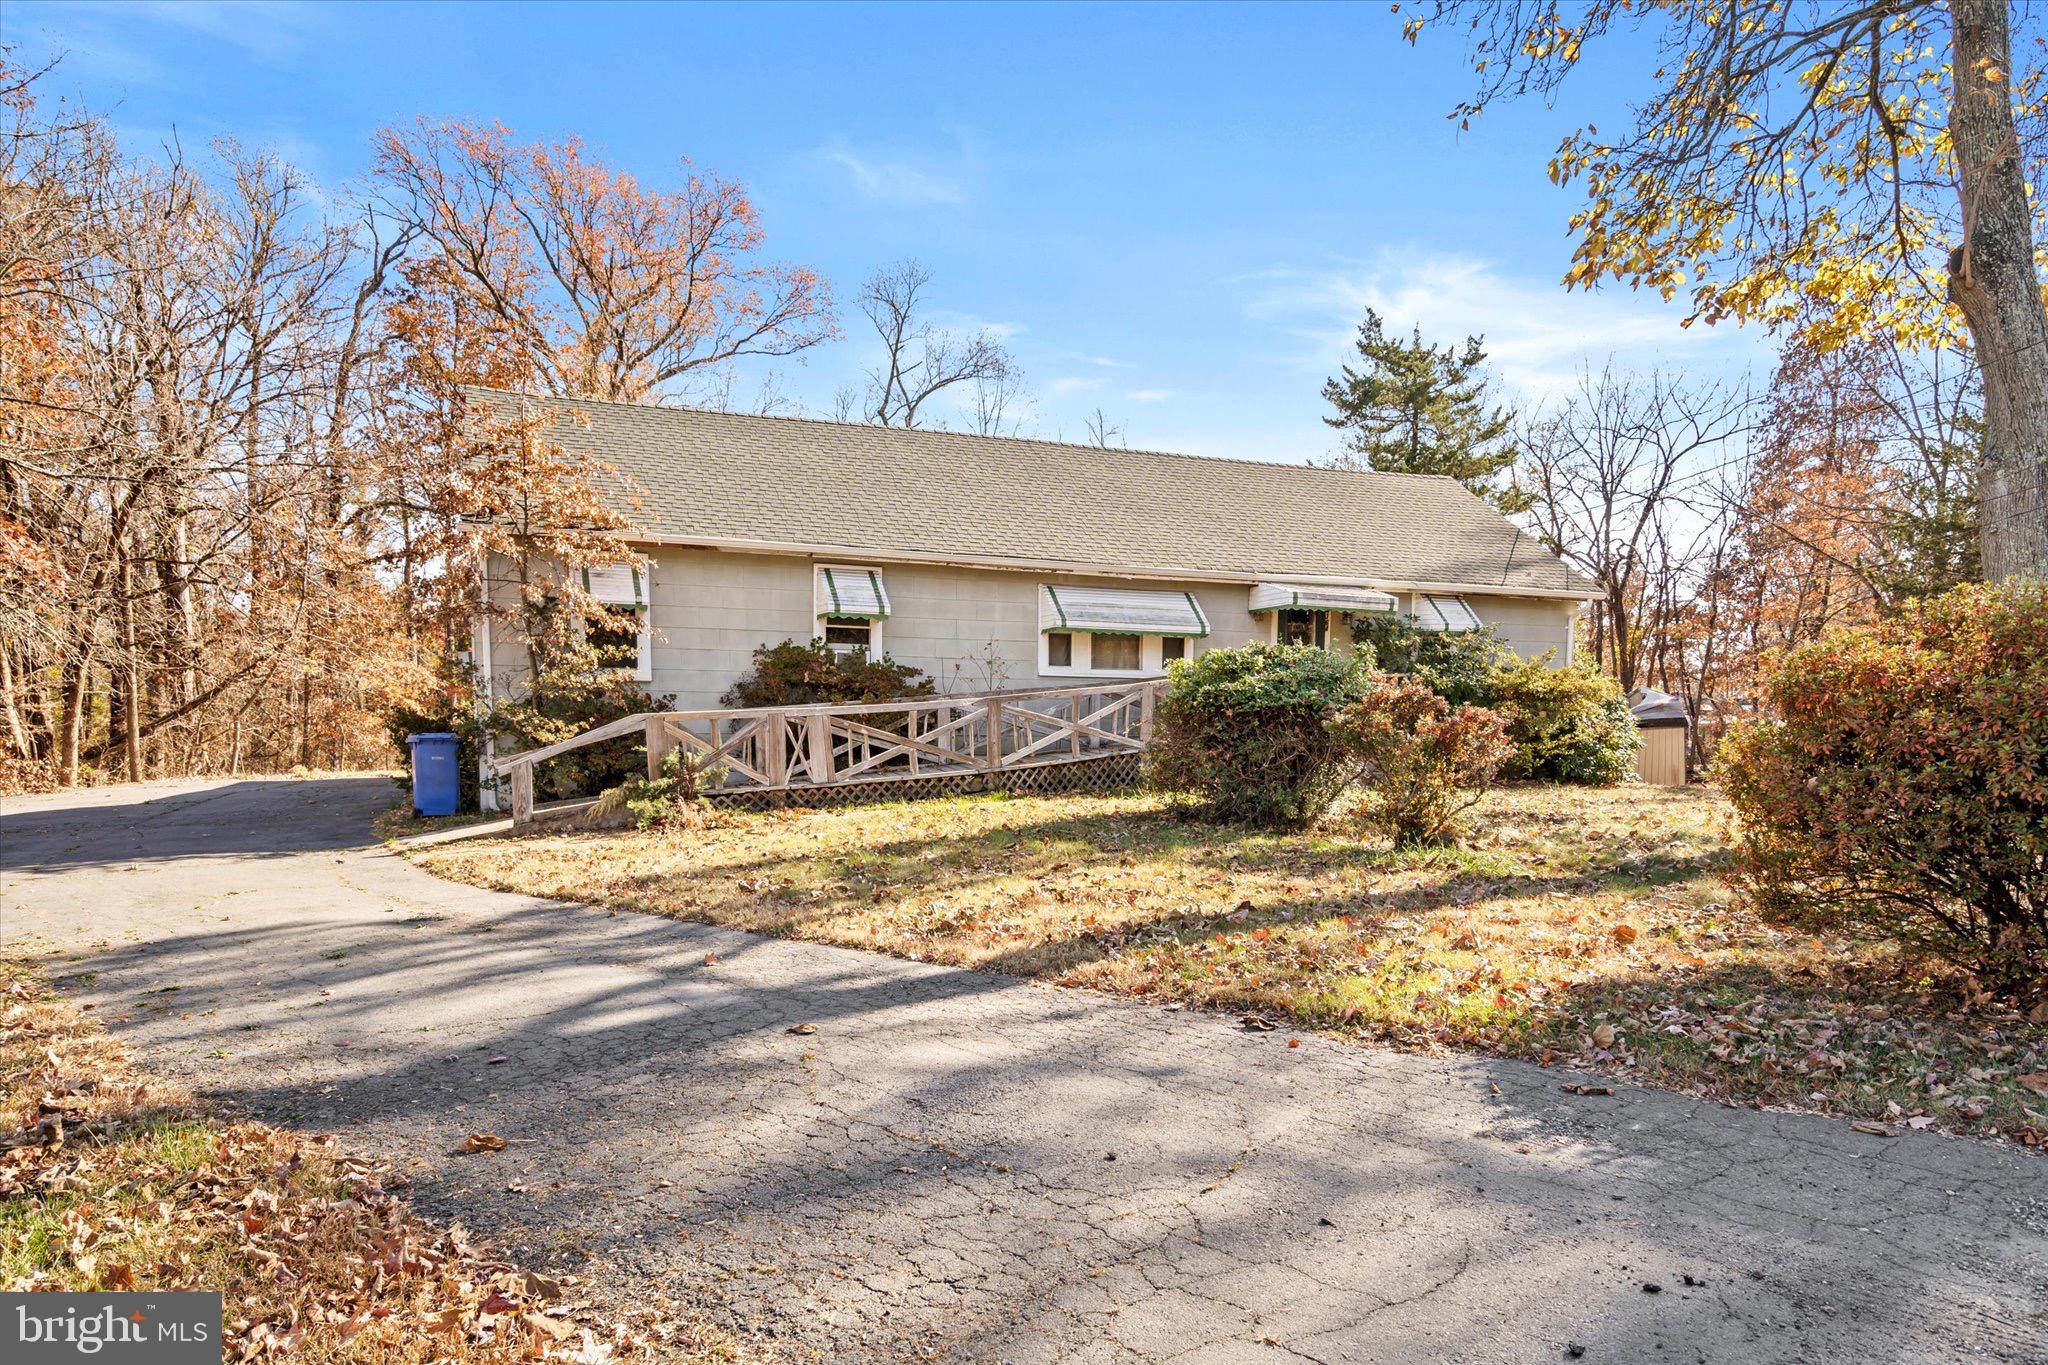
[
  {"xmin": 968, "ymin": 366, "xmax": 1032, "ymax": 436},
  {"xmin": 374, "ymin": 118, "xmax": 834, "ymax": 404},
  {"xmin": 860, "ymin": 259, "xmax": 1016, "ymax": 428},
  {"xmin": 1083, "ymin": 407, "xmax": 1126, "ymax": 449},
  {"xmin": 1518, "ymin": 365, "xmax": 1751, "ymax": 691}
]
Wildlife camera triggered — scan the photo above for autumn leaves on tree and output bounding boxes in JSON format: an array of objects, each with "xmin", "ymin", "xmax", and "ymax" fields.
[{"xmin": 1409, "ymin": 0, "xmax": 2048, "ymax": 579}]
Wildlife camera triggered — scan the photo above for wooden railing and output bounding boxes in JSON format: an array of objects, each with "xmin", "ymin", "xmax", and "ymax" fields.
[{"xmin": 495, "ymin": 679, "xmax": 1167, "ymax": 825}]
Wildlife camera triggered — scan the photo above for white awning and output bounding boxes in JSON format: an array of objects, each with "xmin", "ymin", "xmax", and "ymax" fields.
[
  {"xmin": 1040, "ymin": 585, "xmax": 1210, "ymax": 637},
  {"xmin": 1248, "ymin": 582, "xmax": 1398, "ymax": 615},
  {"xmin": 1411, "ymin": 593, "xmax": 1483, "ymax": 632},
  {"xmin": 817, "ymin": 565, "xmax": 891, "ymax": 619},
  {"xmin": 582, "ymin": 563, "xmax": 644, "ymax": 607}
]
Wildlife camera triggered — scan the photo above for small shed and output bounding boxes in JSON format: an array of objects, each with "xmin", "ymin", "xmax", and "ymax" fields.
[{"xmin": 1628, "ymin": 686, "xmax": 1690, "ymax": 786}]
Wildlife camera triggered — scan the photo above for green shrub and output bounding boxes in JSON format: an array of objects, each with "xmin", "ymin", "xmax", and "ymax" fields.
[
  {"xmin": 1332, "ymin": 674, "xmax": 1514, "ymax": 847},
  {"xmin": 587, "ymin": 746, "xmax": 726, "ymax": 830},
  {"xmin": 1145, "ymin": 643, "xmax": 1368, "ymax": 828},
  {"xmin": 484, "ymin": 664, "xmax": 672, "ymax": 803},
  {"xmin": 721, "ymin": 639, "xmax": 935, "ymax": 709},
  {"xmin": 1488, "ymin": 659, "xmax": 1639, "ymax": 784},
  {"xmin": 1719, "ymin": 582, "xmax": 2048, "ymax": 1004},
  {"xmin": 1348, "ymin": 615, "xmax": 1514, "ymax": 706}
]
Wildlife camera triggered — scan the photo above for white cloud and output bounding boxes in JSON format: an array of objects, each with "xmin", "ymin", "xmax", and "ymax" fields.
[
  {"xmin": 1237, "ymin": 248, "xmax": 1766, "ymax": 401},
  {"xmin": 928, "ymin": 310, "xmax": 1025, "ymax": 340},
  {"xmin": 1047, "ymin": 376, "xmax": 1107, "ymax": 397},
  {"xmin": 1126, "ymin": 388, "xmax": 1172, "ymax": 403},
  {"xmin": 812, "ymin": 138, "xmax": 971, "ymax": 207},
  {"xmin": 123, "ymin": 1, "xmax": 324, "ymax": 60},
  {"xmin": 1051, "ymin": 350, "xmax": 1135, "ymax": 370}
]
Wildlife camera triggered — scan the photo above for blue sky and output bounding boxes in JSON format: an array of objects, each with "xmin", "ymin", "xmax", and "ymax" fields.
[{"xmin": 11, "ymin": 0, "xmax": 1770, "ymax": 461}]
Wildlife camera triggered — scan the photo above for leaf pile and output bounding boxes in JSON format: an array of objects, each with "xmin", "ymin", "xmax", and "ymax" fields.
[{"xmin": 0, "ymin": 964, "xmax": 744, "ymax": 1361}]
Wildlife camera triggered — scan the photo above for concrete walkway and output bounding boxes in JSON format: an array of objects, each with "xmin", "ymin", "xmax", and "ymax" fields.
[{"xmin": 2, "ymin": 776, "xmax": 2043, "ymax": 1363}]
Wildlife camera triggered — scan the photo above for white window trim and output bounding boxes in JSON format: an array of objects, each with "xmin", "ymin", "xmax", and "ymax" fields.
[
  {"xmin": 814, "ymin": 562, "xmax": 886, "ymax": 656},
  {"xmin": 1039, "ymin": 631, "xmax": 1185, "ymax": 679}
]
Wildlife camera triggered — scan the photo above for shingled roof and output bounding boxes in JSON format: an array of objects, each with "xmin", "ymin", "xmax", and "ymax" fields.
[{"xmin": 466, "ymin": 387, "xmax": 1591, "ymax": 597}]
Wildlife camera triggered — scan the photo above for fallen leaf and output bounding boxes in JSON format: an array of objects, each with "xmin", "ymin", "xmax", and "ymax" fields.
[
  {"xmin": 1287, "ymin": 1038, "xmax": 1301, "ymax": 1049},
  {"xmin": 786, "ymin": 1023, "xmax": 818, "ymax": 1036},
  {"xmin": 1592, "ymin": 1023, "xmax": 1617, "ymax": 1049},
  {"xmin": 2018, "ymin": 1072, "xmax": 2048, "ymax": 1097},
  {"xmin": 1611, "ymin": 923, "xmax": 1639, "ymax": 944},
  {"xmin": 524, "ymin": 1313, "xmax": 574, "ymax": 1342},
  {"xmin": 1850, "ymin": 1121, "xmax": 1895, "ymax": 1137},
  {"xmin": 1560, "ymin": 1083, "xmax": 1613, "ymax": 1097},
  {"xmin": 458, "ymin": 1133, "xmax": 508, "ymax": 1154}
]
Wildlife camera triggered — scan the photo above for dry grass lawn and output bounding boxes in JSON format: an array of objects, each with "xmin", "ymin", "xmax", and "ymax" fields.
[
  {"xmin": 406, "ymin": 783, "xmax": 2046, "ymax": 1147},
  {"xmin": 0, "ymin": 962, "xmax": 746, "ymax": 1361}
]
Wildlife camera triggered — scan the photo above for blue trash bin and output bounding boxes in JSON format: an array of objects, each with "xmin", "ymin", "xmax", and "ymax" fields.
[{"xmin": 407, "ymin": 732, "xmax": 461, "ymax": 817}]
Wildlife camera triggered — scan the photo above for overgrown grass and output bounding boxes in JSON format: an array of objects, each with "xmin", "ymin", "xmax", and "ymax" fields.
[
  {"xmin": 407, "ymin": 784, "xmax": 2047, "ymax": 1147},
  {"xmin": 0, "ymin": 961, "xmax": 748, "ymax": 1360}
]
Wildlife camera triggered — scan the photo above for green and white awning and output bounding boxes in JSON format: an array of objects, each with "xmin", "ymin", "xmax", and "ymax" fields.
[
  {"xmin": 1040, "ymin": 585, "xmax": 1209, "ymax": 637},
  {"xmin": 817, "ymin": 566, "xmax": 891, "ymax": 619},
  {"xmin": 1411, "ymin": 593, "xmax": 1483, "ymax": 632},
  {"xmin": 1248, "ymin": 582, "xmax": 1398, "ymax": 615},
  {"xmin": 582, "ymin": 563, "xmax": 645, "ymax": 608}
]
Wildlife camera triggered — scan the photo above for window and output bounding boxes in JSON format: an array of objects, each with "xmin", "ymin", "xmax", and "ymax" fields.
[
  {"xmin": 1092, "ymin": 634, "xmax": 1141, "ymax": 671},
  {"xmin": 582, "ymin": 563, "xmax": 652, "ymax": 682},
  {"xmin": 1038, "ymin": 630, "xmax": 1195, "ymax": 676},
  {"xmin": 823, "ymin": 620, "xmax": 875, "ymax": 654},
  {"xmin": 815, "ymin": 564, "xmax": 891, "ymax": 657},
  {"xmin": 1276, "ymin": 609, "xmax": 1328, "ymax": 648},
  {"xmin": 1037, "ymin": 584, "xmax": 1209, "ymax": 677}
]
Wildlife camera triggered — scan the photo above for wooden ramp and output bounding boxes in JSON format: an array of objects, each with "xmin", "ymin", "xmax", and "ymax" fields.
[{"xmin": 494, "ymin": 680, "xmax": 1167, "ymax": 826}]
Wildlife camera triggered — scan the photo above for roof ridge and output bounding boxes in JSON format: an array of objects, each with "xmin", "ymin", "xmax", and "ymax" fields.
[{"xmin": 461, "ymin": 384, "xmax": 1470, "ymax": 488}]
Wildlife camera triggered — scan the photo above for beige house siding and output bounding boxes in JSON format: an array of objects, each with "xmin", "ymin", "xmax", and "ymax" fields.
[
  {"xmin": 479, "ymin": 547, "xmax": 1584, "ymax": 712},
  {"xmin": 1416, "ymin": 592, "xmax": 1577, "ymax": 666}
]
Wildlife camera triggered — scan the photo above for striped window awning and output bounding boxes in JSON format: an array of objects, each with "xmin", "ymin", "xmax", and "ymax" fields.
[
  {"xmin": 1411, "ymin": 594, "xmax": 1484, "ymax": 633},
  {"xmin": 1040, "ymin": 585, "xmax": 1210, "ymax": 637},
  {"xmin": 817, "ymin": 566, "xmax": 891, "ymax": 619},
  {"xmin": 1248, "ymin": 582, "xmax": 1398, "ymax": 615},
  {"xmin": 582, "ymin": 563, "xmax": 645, "ymax": 608}
]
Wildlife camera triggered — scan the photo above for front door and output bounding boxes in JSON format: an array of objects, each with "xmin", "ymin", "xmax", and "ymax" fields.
[{"xmin": 1276, "ymin": 609, "xmax": 1328, "ymax": 648}]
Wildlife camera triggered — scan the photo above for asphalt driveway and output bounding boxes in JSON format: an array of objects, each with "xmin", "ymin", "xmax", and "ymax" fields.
[{"xmin": 2, "ymin": 776, "xmax": 2043, "ymax": 1363}]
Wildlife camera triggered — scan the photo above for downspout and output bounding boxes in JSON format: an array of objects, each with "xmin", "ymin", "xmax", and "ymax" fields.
[{"xmin": 474, "ymin": 536, "xmax": 501, "ymax": 813}]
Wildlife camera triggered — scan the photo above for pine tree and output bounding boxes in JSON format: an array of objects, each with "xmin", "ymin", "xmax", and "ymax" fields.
[{"xmin": 1320, "ymin": 308, "xmax": 1523, "ymax": 510}]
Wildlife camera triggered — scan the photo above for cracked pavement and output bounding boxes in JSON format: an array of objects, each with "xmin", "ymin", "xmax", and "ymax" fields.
[{"xmin": 2, "ymin": 775, "xmax": 2044, "ymax": 1363}]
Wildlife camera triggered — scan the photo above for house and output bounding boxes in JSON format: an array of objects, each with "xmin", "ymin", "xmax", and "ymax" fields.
[{"xmin": 467, "ymin": 388, "xmax": 1593, "ymax": 721}]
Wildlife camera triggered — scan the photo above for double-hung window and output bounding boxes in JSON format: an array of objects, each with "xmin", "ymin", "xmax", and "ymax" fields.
[
  {"xmin": 1038, "ymin": 585, "xmax": 1208, "ymax": 677},
  {"xmin": 582, "ymin": 563, "xmax": 652, "ymax": 682},
  {"xmin": 815, "ymin": 565, "xmax": 891, "ymax": 656}
]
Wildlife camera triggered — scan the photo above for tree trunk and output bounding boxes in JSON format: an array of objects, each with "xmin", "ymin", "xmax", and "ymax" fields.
[
  {"xmin": 57, "ymin": 657, "xmax": 87, "ymax": 787},
  {"xmin": 117, "ymin": 549, "xmax": 145, "ymax": 779},
  {"xmin": 1947, "ymin": 0, "xmax": 2048, "ymax": 580},
  {"xmin": 0, "ymin": 648, "xmax": 30, "ymax": 759}
]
